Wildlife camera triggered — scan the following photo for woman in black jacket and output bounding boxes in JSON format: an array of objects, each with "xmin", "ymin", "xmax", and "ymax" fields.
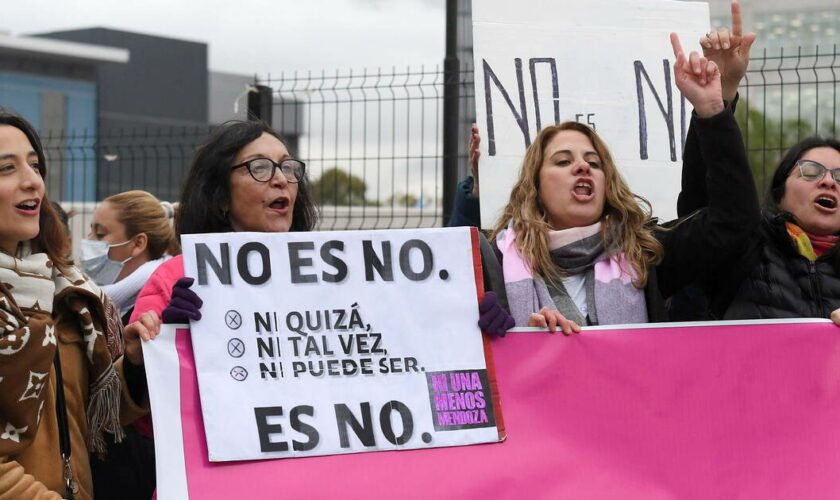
[
  {"xmin": 683, "ymin": 134, "xmax": 840, "ymax": 321},
  {"xmin": 675, "ymin": 6, "xmax": 840, "ymax": 323}
]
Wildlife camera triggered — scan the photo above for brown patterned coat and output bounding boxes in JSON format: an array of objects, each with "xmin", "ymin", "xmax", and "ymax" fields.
[{"xmin": 0, "ymin": 252, "xmax": 148, "ymax": 500}]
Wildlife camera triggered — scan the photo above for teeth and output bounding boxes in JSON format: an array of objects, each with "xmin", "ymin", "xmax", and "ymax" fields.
[
  {"xmin": 573, "ymin": 183, "xmax": 593, "ymax": 197},
  {"xmin": 18, "ymin": 201, "xmax": 36, "ymax": 209},
  {"xmin": 816, "ymin": 196, "xmax": 836, "ymax": 208}
]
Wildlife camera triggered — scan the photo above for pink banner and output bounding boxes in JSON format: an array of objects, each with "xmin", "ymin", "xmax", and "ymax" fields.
[{"xmin": 172, "ymin": 320, "xmax": 840, "ymax": 498}]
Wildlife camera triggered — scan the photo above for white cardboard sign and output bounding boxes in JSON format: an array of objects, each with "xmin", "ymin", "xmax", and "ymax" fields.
[
  {"xmin": 181, "ymin": 227, "xmax": 502, "ymax": 462},
  {"xmin": 473, "ymin": 0, "xmax": 710, "ymax": 227}
]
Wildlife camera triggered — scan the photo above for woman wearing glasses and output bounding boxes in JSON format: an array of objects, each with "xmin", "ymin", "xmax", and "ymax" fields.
[
  {"xmin": 691, "ymin": 137, "xmax": 840, "ymax": 321},
  {"xmin": 126, "ymin": 121, "xmax": 315, "ymax": 498},
  {"xmin": 131, "ymin": 120, "xmax": 317, "ymax": 324},
  {"xmin": 672, "ymin": 3, "xmax": 840, "ymax": 322}
]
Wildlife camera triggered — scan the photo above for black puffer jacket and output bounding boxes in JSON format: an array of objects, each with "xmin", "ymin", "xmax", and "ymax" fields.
[
  {"xmin": 710, "ymin": 213, "xmax": 840, "ymax": 319},
  {"xmin": 677, "ymin": 96, "xmax": 840, "ymax": 321}
]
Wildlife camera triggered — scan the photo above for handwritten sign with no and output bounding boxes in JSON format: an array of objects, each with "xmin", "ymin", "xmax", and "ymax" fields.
[{"xmin": 473, "ymin": 0, "xmax": 710, "ymax": 227}]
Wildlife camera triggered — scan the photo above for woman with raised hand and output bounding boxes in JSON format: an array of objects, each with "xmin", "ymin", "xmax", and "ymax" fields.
[
  {"xmin": 674, "ymin": 1, "xmax": 840, "ymax": 323},
  {"xmin": 0, "ymin": 111, "xmax": 159, "ymax": 500},
  {"xmin": 460, "ymin": 34, "xmax": 759, "ymax": 336},
  {"xmin": 711, "ymin": 138, "xmax": 840, "ymax": 321},
  {"xmin": 677, "ymin": 0, "xmax": 756, "ymax": 218}
]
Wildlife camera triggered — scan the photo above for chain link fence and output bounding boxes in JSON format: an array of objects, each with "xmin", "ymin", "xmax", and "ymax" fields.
[
  {"xmin": 739, "ymin": 45, "xmax": 839, "ymax": 195},
  {"xmin": 40, "ymin": 46, "xmax": 840, "ymax": 247}
]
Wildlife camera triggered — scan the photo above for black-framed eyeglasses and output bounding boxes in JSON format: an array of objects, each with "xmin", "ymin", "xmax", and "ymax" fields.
[
  {"xmin": 796, "ymin": 160, "xmax": 840, "ymax": 185},
  {"xmin": 231, "ymin": 158, "xmax": 306, "ymax": 183}
]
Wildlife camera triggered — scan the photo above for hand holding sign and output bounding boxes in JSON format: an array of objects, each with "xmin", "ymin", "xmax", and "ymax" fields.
[
  {"xmin": 670, "ymin": 33, "xmax": 724, "ymax": 118},
  {"xmin": 527, "ymin": 307, "xmax": 581, "ymax": 336},
  {"xmin": 162, "ymin": 277, "xmax": 203, "ymax": 323},
  {"xmin": 477, "ymin": 292, "xmax": 514, "ymax": 337},
  {"xmin": 468, "ymin": 123, "xmax": 481, "ymax": 197},
  {"xmin": 124, "ymin": 310, "xmax": 161, "ymax": 365},
  {"xmin": 179, "ymin": 228, "xmax": 501, "ymax": 462},
  {"xmin": 699, "ymin": 0, "xmax": 756, "ymax": 102}
]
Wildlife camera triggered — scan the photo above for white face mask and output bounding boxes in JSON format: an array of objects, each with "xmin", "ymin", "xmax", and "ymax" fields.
[{"xmin": 80, "ymin": 239, "xmax": 133, "ymax": 286}]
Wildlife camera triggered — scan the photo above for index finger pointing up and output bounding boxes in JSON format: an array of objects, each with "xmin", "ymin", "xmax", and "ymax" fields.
[
  {"xmin": 670, "ymin": 32, "xmax": 684, "ymax": 59},
  {"xmin": 731, "ymin": 0, "xmax": 743, "ymax": 37}
]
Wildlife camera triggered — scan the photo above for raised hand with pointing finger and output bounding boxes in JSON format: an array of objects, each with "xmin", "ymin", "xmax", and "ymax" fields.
[
  {"xmin": 670, "ymin": 32, "xmax": 724, "ymax": 118},
  {"xmin": 699, "ymin": 0, "xmax": 756, "ymax": 102}
]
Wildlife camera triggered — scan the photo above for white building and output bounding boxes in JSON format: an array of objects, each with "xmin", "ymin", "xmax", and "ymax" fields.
[{"xmin": 704, "ymin": 0, "xmax": 840, "ymax": 54}]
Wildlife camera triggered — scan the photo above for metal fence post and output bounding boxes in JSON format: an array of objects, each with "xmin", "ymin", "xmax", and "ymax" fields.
[
  {"xmin": 442, "ymin": 0, "xmax": 460, "ymax": 226},
  {"xmin": 247, "ymin": 84, "xmax": 274, "ymax": 124}
]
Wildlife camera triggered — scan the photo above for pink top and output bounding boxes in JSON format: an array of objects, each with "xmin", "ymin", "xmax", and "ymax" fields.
[
  {"xmin": 130, "ymin": 254, "xmax": 185, "ymax": 438},
  {"xmin": 130, "ymin": 254, "xmax": 185, "ymax": 323}
]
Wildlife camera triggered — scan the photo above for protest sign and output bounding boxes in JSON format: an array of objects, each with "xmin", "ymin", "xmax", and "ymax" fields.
[
  {"xmin": 178, "ymin": 227, "xmax": 502, "ymax": 462},
  {"xmin": 472, "ymin": 0, "xmax": 710, "ymax": 227},
  {"xmin": 144, "ymin": 319, "xmax": 840, "ymax": 499}
]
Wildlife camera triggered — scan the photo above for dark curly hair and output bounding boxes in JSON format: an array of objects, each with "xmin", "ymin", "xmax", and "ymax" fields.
[
  {"xmin": 176, "ymin": 120, "xmax": 318, "ymax": 236},
  {"xmin": 765, "ymin": 135, "xmax": 840, "ymax": 213}
]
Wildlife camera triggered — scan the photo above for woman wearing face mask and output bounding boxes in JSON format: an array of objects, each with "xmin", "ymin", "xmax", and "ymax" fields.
[
  {"xmin": 457, "ymin": 34, "xmax": 761, "ymax": 336},
  {"xmin": 80, "ymin": 191, "xmax": 178, "ymax": 500},
  {"xmin": 81, "ymin": 191, "xmax": 180, "ymax": 323},
  {"xmin": 0, "ymin": 111, "xmax": 159, "ymax": 500}
]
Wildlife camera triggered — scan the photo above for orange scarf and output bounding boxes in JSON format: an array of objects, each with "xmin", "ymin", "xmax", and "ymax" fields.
[{"xmin": 785, "ymin": 222, "xmax": 839, "ymax": 261}]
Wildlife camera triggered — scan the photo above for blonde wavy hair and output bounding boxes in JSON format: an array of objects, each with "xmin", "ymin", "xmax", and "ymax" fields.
[{"xmin": 490, "ymin": 121, "xmax": 663, "ymax": 287}]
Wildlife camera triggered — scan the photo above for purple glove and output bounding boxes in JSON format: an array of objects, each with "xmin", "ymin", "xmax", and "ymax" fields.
[
  {"xmin": 478, "ymin": 291, "xmax": 515, "ymax": 337},
  {"xmin": 162, "ymin": 277, "xmax": 203, "ymax": 323}
]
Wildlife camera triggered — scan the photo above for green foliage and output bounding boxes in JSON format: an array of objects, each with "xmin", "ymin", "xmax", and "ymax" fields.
[
  {"xmin": 312, "ymin": 167, "xmax": 368, "ymax": 206},
  {"xmin": 733, "ymin": 99, "xmax": 840, "ymax": 197},
  {"xmin": 388, "ymin": 193, "xmax": 420, "ymax": 207},
  {"xmin": 734, "ymin": 104, "xmax": 816, "ymax": 197}
]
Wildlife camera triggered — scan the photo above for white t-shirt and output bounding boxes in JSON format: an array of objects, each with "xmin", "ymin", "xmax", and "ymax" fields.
[{"xmin": 561, "ymin": 273, "xmax": 588, "ymax": 318}]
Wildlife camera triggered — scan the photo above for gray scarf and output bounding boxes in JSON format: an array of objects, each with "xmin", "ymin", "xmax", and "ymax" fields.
[{"xmin": 498, "ymin": 222, "xmax": 647, "ymax": 326}]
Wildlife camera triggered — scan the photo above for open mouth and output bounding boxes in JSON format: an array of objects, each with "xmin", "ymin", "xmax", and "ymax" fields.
[
  {"xmin": 15, "ymin": 199, "xmax": 40, "ymax": 212},
  {"xmin": 815, "ymin": 196, "xmax": 837, "ymax": 209},
  {"xmin": 268, "ymin": 198, "xmax": 289, "ymax": 210},
  {"xmin": 573, "ymin": 181, "xmax": 593, "ymax": 197}
]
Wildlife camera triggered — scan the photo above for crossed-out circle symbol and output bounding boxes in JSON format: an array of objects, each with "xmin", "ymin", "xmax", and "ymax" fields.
[
  {"xmin": 230, "ymin": 366, "xmax": 248, "ymax": 381},
  {"xmin": 227, "ymin": 338, "xmax": 245, "ymax": 358},
  {"xmin": 225, "ymin": 310, "xmax": 242, "ymax": 330}
]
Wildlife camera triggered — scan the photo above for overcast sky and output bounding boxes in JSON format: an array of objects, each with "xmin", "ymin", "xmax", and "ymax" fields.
[{"xmin": 4, "ymin": 0, "xmax": 446, "ymax": 76}]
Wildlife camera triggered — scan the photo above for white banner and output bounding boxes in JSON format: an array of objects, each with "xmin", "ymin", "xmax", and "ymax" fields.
[
  {"xmin": 142, "ymin": 326, "xmax": 189, "ymax": 499},
  {"xmin": 473, "ymin": 0, "xmax": 710, "ymax": 228},
  {"xmin": 180, "ymin": 227, "xmax": 502, "ymax": 462}
]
